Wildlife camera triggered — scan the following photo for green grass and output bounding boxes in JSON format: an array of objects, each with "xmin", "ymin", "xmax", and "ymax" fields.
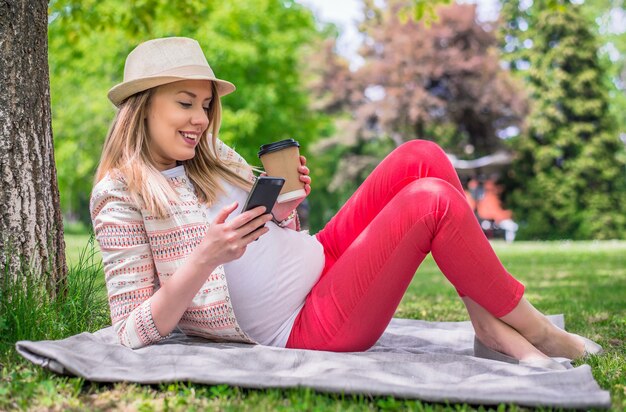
[
  {"xmin": 64, "ymin": 233, "xmax": 101, "ymax": 268},
  {"xmin": 1, "ymin": 237, "xmax": 625, "ymax": 411}
]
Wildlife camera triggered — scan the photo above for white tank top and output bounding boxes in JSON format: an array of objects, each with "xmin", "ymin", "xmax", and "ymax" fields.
[{"xmin": 162, "ymin": 166, "xmax": 325, "ymax": 346}]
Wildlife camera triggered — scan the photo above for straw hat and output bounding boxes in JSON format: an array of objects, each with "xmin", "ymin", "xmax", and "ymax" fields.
[{"xmin": 107, "ymin": 37, "xmax": 236, "ymax": 106}]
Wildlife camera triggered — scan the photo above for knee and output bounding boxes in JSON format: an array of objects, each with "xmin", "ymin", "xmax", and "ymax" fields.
[
  {"xmin": 405, "ymin": 177, "xmax": 457, "ymax": 199},
  {"xmin": 387, "ymin": 140, "xmax": 451, "ymax": 173},
  {"xmin": 388, "ymin": 178, "xmax": 466, "ymax": 231},
  {"xmin": 401, "ymin": 178, "xmax": 464, "ymax": 213},
  {"xmin": 397, "ymin": 139, "xmax": 447, "ymax": 159}
]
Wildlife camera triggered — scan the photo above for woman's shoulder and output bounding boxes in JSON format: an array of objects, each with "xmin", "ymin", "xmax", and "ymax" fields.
[
  {"xmin": 90, "ymin": 170, "xmax": 135, "ymax": 213},
  {"xmin": 213, "ymin": 137, "xmax": 256, "ymax": 182},
  {"xmin": 92, "ymin": 170, "xmax": 129, "ymax": 197},
  {"xmin": 214, "ymin": 137, "xmax": 243, "ymax": 162},
  {"xmin": 89, "ymin": 171, "xmax": 147, "ymax": 223}
]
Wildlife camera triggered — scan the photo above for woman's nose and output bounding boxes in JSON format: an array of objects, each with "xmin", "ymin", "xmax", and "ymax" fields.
[{"xmin": 191, "ymin": 107, "xmax": 209, "ymax": 128}]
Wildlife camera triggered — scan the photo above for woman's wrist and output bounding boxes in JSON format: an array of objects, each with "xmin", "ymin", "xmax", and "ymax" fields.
[
  {"xmin": 188, "ymin": 242, "xmax": 221, "ymax": 272},
  {"xmin": 272, "ymin": 209, "xmax": 297, "ymax": 228}
]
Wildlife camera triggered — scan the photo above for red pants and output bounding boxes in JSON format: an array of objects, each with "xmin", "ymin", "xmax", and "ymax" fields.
[{"xmin": 285, "ymin": 140, "xmax": 524, "ymax": 351}]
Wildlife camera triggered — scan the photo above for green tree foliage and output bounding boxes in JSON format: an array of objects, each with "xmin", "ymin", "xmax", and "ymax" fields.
[
  {"xmin": 580, "ymin": 0, "xmax": 626, "ymax": 141},
  {"xmin": 404, "ymin": 0, "xmax": 453, "ymax": 24},
  {"xmin": 501, "ymin": 0, "xmax": 626, "ymax": 135},
  {"xmin": 304, "ymin": 2, "xmax": 527, "ymax": 231},
  {"xmin": 501, "ymin": 1, "xmax": 626, "ymax": 239},
  {"xmin": 48, "ymin": 0, "xmax": 324, "ymax": 225},
  {"xmin": 354, "ymin": 1, "xmax": 527, "ymax": 156}
]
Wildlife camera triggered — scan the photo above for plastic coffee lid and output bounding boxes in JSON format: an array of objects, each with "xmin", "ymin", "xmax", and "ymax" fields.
[{"xmin": 258, "ymin": 139, "xmax": 300, "ymax": 157}]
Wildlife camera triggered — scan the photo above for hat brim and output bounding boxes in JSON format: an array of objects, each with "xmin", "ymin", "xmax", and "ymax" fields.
[{"xmin": 108, "ymin": 75, "xmax": 236, "ymax": 107}]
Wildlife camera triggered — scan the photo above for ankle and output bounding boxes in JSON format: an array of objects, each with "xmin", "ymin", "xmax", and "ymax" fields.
[
  {"xmin": 523, "ymin": 317, "xmax": 553, "ymax": 347},
  {"xmin": 499, "ymin": 298, "xmax": 553, "ymax": 344}
]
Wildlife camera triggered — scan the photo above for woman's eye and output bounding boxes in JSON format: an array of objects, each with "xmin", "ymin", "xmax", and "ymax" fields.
[{"xmin": 179, "ymin": 102, "xmax": 192, "ymax": 108}]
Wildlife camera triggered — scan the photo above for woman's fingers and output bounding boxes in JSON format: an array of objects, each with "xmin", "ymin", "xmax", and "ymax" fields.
[
  {"xmin": 213, "ymin": 202, "xmax": 238, "ymax": 225},
  {"xmin": 228, "ymin": 205, "xmax": 267, "ymax": 229},
  {"xmin": 234, "ymin": 214, "xmax": 272, "ymax": 249},
  {"xmin": 202, "ymin": 205, "xmax": 272, "ymax": 265},
  {"xmin": 299, "ymin": 167, "xmax": 311, "ymax": 195},
  {"xmin": 237, "ymin": 213, "xmax": 273, "ymax": 237},
  {"xmin": 242, "ymin": 225, "xmax": 270, "ymax": 243}
]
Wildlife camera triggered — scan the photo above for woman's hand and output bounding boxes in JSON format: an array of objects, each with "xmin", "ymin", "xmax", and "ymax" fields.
[
  {"xmin": 265, "ymin": 155, "xmax": 311, "ymax": 221},
  {"xmin": 193, "ymin": 202, "xmax": 273, "ymax": 267},
  {"xmin": 150, "ymin": 202, "xmax": 271, "ymax": 337}
]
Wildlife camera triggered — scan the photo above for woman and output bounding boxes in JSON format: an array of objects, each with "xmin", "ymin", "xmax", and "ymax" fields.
[{"xmin": 91, "ymin": 37, "xmax": 600, "ymax": 368}]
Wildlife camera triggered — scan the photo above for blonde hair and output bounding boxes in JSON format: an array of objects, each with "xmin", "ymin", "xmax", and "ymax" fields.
[{"xmin": 95, "ymin": 82, "xmax": 253, "ymax": 217}]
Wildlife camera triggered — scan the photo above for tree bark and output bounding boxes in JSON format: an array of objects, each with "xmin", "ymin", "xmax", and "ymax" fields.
[{"xmin": 0, "ymin": 0, "xmax": 67, "ymax": 296}]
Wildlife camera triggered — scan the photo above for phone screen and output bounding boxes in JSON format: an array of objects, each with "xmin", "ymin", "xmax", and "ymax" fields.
[{"xmin": 242, "ymin": 176, "xmax": 285, "ymax": 214}]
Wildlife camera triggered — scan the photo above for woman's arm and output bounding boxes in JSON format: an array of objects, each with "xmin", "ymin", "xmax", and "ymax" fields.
[
  {"xmin": 149, "ymin": 202, "xmax": 271, "ymax": 336},
  {"xmin": 91, "ymin": 179, "xmax": 271, "ymax": 348},
  {"xmin": 91, "ymin": 180, "xmax": 164, "ymax": 348}
]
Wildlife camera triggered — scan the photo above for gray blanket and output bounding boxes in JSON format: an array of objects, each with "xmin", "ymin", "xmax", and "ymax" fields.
[{"xmin": 16, "ymin": 315, "xmax": 610, "ymax": 409}]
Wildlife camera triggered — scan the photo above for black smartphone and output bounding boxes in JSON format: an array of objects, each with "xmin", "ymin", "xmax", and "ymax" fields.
[{"xmin": 242, "ymin": 176, "xmax": 285, "ymax": 214}]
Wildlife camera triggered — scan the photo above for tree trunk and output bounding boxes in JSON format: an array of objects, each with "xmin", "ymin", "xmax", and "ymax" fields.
[{"xmin": 0, "ymin": 0, "xmax": 67, "ymax": 296}]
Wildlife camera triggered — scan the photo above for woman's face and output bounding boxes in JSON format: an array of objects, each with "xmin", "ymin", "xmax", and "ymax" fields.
[{"xmin": 145, "ymin": 80, "xmax": 213, "ymax": 171}]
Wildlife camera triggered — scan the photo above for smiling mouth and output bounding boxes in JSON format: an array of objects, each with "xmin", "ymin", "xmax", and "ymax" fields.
[
  {"xmin": 179, "ymin": 131, "xmax": 201, "ymax": 145},
  {"xmin": 180, "ymin": 131, "xmax": 199, "ymax": 140}
]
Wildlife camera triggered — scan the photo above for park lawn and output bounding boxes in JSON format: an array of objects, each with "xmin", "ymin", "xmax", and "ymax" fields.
[
  {"xmin": 1, "ymin": 237, "xmax": 624, "ymax": 411},
  {"xmin": 64, "ymin": 233, "xmax": 98, "ymax": 269}
]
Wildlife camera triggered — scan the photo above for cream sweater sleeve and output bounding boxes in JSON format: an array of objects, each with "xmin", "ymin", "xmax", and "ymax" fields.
[
  {"xmin": 215, "ymin": 138, "xmax": 256, "ymax": 183},
  {"xmin": 90, "ymin": 176, "xmax": 166, "ymax": 349}
]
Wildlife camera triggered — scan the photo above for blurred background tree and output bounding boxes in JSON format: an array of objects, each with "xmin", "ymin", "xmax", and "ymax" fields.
[
  {"xmin": 499, "ymin": 0, "xmax": 626, "ymax": 239},
  {"xmin": 584, "ymin": 0, "xmax": 626, "ymax": 138},
  {"xmin": 48, "ymin": 0, "xmax": 327, "ymax": 227},
  {"xmin": 47, "ymin": 0, "xmax": 626, "ymax": 239},
  {"xmin": 501, "ymin": 0, "xmax": 626, "ymax": 135},
  {"xmin": 305, "ymin": 1, "xmax": 528, "ymax": 230},
  {"xmin": 350, "ymin": 1, "xmax": 528, "ymax": 155}
]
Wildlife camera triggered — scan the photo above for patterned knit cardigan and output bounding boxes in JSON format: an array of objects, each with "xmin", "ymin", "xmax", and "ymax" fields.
[{"xmin": 90, "ymin": 140, "xmax": 258, "ymax": 349}]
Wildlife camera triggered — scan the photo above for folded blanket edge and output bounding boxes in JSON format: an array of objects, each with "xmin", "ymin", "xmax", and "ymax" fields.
[
  {"xmin": 9, "ymin": 345, "xmax": 614, "ymax": 409},
  {"xmin": 15, "ymin": 342, "xmax": 66, "ymax": 375}
]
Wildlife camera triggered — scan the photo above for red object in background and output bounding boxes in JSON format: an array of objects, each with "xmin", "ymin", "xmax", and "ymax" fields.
[{"xmin": 476, "ymin": 180, "xmax": 513, "ymax": 223}]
